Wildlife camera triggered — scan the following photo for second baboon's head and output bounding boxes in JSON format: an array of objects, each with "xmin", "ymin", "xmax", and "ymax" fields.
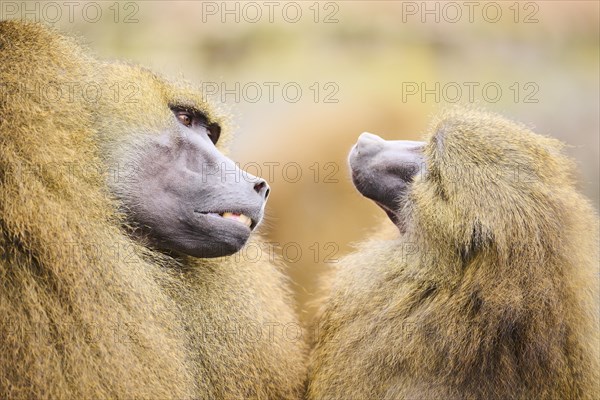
[
  {"xmin": 95, "ymin": 64, "xmax": 270, "ymax": 258},
  {"xmin": 349, "ymin": 108, "xmax": 573, "ymax": 254}
]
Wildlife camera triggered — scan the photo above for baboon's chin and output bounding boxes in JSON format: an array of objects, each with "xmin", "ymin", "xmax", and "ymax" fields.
[
  {"xmin": 371, "ymin": 199, "xmax": 411, "ymax": 234},
  {"xmin": 352, "ymin": 176, "xmax": 410, "ymax": 233}
]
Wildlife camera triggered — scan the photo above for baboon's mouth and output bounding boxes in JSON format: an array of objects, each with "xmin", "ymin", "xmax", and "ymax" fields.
[
  {"xmin": 195, "ymin": 211, "xmax": 256, "ymax": 230},
  {"xmin": 374, "ymin": 201, "xmax": 400, "ymax": 226}
]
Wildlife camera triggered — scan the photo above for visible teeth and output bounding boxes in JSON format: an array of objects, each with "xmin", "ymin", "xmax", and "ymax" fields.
[{"xmin": 221, "ymin": 212, "xmax": 252, "ymax": 228}]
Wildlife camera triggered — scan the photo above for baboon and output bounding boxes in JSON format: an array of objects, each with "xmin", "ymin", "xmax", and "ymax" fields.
[
  {"xmin": 307, "ymin": 108, "xmax": 599, "ymax": 400},
  {"xmin": 0, "ymin": 21, "xmax": 306, "ymax": 399}
]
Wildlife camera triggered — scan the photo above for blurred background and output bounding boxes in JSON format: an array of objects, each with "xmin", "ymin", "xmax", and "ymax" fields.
[{"xmin": 7, "ymin": 0, "xmax": 598, "ymax": 324}]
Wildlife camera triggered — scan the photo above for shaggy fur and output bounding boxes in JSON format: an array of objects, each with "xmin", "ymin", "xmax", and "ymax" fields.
[
  {"xmin": 0, "ymin": 20, "xmax": 306, "ymax": 399},
  {"xmin": 307, "ymin": 108, "xmax": 599, "ymax": 399}
]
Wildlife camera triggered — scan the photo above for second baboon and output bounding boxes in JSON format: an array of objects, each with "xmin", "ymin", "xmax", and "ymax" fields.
[
  {"xmin": 307, "ymin": 108, "xmax": 599, "ymax": 399},
  {"xmin": 0, "ymin": 21, "xmax": 306, "ymax": 399}
]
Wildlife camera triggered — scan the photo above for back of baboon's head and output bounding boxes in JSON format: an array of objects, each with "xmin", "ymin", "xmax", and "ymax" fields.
[
  {"xmin": 349, "ymin": 107, "xmax": 597, "ymax": 266},
  {"xmin": 414, "ymin": 108, "xmax": 579, "ymax": 254}
]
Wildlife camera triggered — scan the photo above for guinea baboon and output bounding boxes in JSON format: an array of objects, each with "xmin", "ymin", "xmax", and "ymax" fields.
[
  {"xmin": 307, "ymin": 108, "xmax": 599, "ymax": 400},
  {"xmin": 0, "ymin": 21, "xmax": 306, "ymax": 399}
]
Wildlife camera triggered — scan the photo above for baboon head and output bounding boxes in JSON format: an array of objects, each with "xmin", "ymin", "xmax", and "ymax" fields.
[
  {"xmin": 349, "ymin": 108, "xmax": 570, "ymax": 255},
  {"xmin": 98, "ymin": 64, "xmax": 270, "ymax": 258}
]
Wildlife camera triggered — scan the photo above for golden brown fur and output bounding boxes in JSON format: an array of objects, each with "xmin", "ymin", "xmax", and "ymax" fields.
[
  {"xmin": 0, "ymin": 20, "xmax": 306, "ymax": 399},
  {"xmin": 307, "ymin": 108, "xmax": 599, "ymax": 399}
]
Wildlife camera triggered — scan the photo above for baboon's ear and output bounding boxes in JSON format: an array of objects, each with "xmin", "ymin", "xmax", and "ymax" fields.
[{"xmin": 459, "ymin": 221, "xmax": 494, "ymax": 265}]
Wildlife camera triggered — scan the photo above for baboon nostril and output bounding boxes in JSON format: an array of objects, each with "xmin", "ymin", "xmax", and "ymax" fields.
[{"xmin": 254, "ymin": 180, "xmax": 270, "ymax": 199}]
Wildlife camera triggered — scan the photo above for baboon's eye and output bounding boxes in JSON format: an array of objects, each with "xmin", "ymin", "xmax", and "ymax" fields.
[
  {"xmin": 176, "ymin": 112, "xmax": 193, "ymax": 127},
  {"xmin": 171, "ymin": 106, "xmax": 219, "ymax": 145}
]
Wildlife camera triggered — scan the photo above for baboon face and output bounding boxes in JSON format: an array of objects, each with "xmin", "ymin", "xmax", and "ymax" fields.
[
  {"xmin": 349, "ymin": 132, "xmax": 425, "ymax": 229},
  {"xmin": 107, "ymin": 100, "xmax": 270, "ymax": 259}
]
